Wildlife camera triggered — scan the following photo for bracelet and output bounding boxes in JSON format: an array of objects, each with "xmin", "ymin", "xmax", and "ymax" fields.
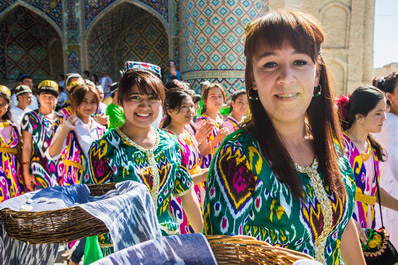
[{"xmin": 22, "ymin": 161, "xmax": 30, "ymax": 165}]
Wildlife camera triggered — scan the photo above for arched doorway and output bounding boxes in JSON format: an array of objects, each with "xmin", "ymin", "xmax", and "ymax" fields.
[
  {"xmin": 86, "ymin": 2, "xmax": 169, "ymax": 81},
  {"xmin": 0, "ymin": 6, "xmax": 64, "ymax": 85}
]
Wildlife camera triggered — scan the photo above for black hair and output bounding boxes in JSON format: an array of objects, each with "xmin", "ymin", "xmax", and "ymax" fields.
[
  {"xmin": 118, "ymin": 70, "xmax": 165, "ymax": 106},
  {"xmin": 162, "ymin": 88, "xmax": 194, "ymax": 128},
  {"xmin": 83, "ymin": 70, "xmax": 90, "ymax": 76},
  {"xmin": 38, "ymin": 89, "xmax": 59, "ymax": 98},
  {"xmin": 229, "ymin": 90, "xmax": 246, "ymax": 113},
  {"xmin": 16, "ymin": 73, "xmax": 32, "ymax": 83},
  {"xmin": 376, "ymin": 73, "xmax": 398, "ymax": 106},
  {"xmin": 342, "ymin": 85, "xmax": 386, "ymax": 161},
  {"xmin": 164, "ymin": 79, "xmax": 190, "ymax": 91}
]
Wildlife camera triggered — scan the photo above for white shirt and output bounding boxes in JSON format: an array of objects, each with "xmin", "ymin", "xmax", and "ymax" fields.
[
  {"xmin": 374, "ymin": 112, "xmax": 398, "ymax": 247},
  {"xmin": 10, "ymin": 106, "xmax": 31, "ymax": 132},
  {"xmin": 11, "ymin": 94, "xmax": 39, "ymax": 110},
  {"xmin": 46, "ymin": 117, "xmax": 104, "ymax": 160}
]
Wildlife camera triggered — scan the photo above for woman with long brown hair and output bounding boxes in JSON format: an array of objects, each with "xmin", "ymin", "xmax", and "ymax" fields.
[{"xmin": 203, "ymin": 9, "xmax": 364, "ymax": 264}]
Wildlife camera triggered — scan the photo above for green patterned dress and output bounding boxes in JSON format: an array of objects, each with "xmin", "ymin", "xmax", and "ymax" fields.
[
  {"xmin": 86, "ymin": 128, "xmax": 194, "ymax": 235},
  {"xmin": 204, "ymin": 129, "xmax": 356, "ymax": 265}
]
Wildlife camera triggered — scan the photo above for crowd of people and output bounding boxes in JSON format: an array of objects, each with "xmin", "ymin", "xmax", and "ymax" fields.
[{"xmin": 0, "ymin": 8, "xmax": 398, "ymax": 265}]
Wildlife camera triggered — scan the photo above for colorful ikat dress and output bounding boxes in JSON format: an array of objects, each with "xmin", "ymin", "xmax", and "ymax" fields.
[
  {"xmin": 204, "ymin": 130, "xmax": 356, "ymax": 265},
  {"xmin": 58, "ymin": 101, "xmax": 72, "ymax": 119},
  {"xmin": 0, "ymin": 121, "xmax": 24, "ymax": 202},
  {"xmin": 195, "ymin": 115, "xmax": 223, "ymax": 169},
  {"xmin": 87, "ymin": 128, "xmax": 194, "ymax": 235},
  {"xmin": 21, "ymin": 111, "xmax": 63, "ymax": 189},
  {"xmin": 221, "ymin": 115, "xmax": 240, "ymax": 132},
  {"xmin": 343, "ymin": 134, "xmax": 379, "ymax": 229},
  {"xmin": 50, "ymin": 119, "xmax": 106, "ymax": 186},
  {"xmin": 166, "ymin": 130, "xmax": 204, "ymax": 234}
]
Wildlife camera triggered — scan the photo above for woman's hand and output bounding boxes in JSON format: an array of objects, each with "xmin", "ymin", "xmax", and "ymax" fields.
[
  {"xmin": 94, "ymin": 114, "xmax": 109, "ymax": 127},
  {"xmin": 195, "ymin": 120, "xmax": 215, "ymax": 144},
  {"xmin": 63, "ymin": 115, "xmax": 78, "ymax": 132},
  {"xmin": 212, "ymin": 127, "xmax": 230, "ymax": 145},
  {"xmin": 23, "ymin": 172, "xmax": 36, "ymax": 192}
]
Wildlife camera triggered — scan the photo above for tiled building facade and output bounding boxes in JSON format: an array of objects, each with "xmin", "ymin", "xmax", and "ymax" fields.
[{"xmin": 0, "ymin": 0, "xmax": 374, "ymax": 96}]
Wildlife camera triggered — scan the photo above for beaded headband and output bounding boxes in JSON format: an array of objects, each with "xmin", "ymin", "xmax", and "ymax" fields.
[{"xmin": 122, "ymin": 61, "xmax": 162, "ymax": 78}]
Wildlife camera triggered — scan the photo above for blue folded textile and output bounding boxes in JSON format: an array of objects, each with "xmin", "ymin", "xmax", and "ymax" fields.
[
  {"xmin": 78, "ymin": 181, "xmax": 162, "ymax": 252},
  {"xmin": 92, "ymin": 233, "xmax": 217, "ymax": 265},
  {"xmin": 0, "ymin": 184, "xmax": 90, "ymax": 212},
  {"xmin": 0, "ymin": 181, "xmax": 161, "ymax": 263}
]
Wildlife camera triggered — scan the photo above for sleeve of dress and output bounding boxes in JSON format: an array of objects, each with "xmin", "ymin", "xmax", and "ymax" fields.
[
  {"xmin": 172, "ymin": 143, "xmax": 194, "ymax": 197},
  {"xmin": 85, "ymin": 139, "xmax": 113, "ymax": 184},
  {"xmin": 20, "ymin": 112, "xmax": 35, "ymax": 134},
  {"xmin": 44, "ymin": 128, "xmax": 67, "ymax": 160},
  {"xmin": 0, "ymin": 123, "xmax": 13, "ymax": 146},
  {"xmin": 203, "ymin": 140, "xmax": 256, "ymax": 236},
  {"xmin": 221, "ymin": 120, "xmax": 234, "ymax": 132}
]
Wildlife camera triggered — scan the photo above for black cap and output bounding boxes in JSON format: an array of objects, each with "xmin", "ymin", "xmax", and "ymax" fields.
[{"xmin": 16, "ymin": 73, "xmax": 31, "ymax": 83}]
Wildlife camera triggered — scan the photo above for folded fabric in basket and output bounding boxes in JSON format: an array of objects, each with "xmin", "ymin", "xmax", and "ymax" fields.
[
  {"xmin": 92, "ymin": 233, "xmax": 218, "ymax": 265},
  {"xmin": 78, "ymin": 180, "xmax": 162, "ymax": 252},
  {"xmin": 0, "ymin": 184, "xmax": 90, "ymax": 212}
]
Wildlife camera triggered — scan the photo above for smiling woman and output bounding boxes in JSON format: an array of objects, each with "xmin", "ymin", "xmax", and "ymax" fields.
[
  {"xmin": 85, "ymin": 64, "xmax": 203, "ymax": 256},
  {"xmin": 203, "ymin": 9, "xmax": 365, "ymax": 265},
  {"xmin": 46, "ymin": 84, "xmax": 105, "ymax": 186}
]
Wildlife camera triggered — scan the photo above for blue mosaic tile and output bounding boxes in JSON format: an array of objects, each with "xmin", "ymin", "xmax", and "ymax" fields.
[
  {"xmin": 84, "ymin": 0, "xmax": 169, "ymax": 28},
  {"xmin": 0, "ymin": 0, "xmax": 63, "ymax": 29}
]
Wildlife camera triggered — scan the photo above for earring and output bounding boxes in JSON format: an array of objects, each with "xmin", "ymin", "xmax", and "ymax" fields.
[
  {"xmin": 248, "ymin": 89, "xmax": 259, "ymax": 101},
  {"xmin": 313, "ymin": 84, "xmax": 322, "ymax": 97}
]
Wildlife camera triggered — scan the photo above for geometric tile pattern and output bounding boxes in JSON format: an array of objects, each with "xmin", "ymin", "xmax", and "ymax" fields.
[
  {"xmin": 180, "ymin": 0, "xmax": 267, "ymax": 72},
  {"xmin": 0, "ymin": 0, "xmax": 63, "ymax": 29},
  {"xmin": 88, "ymin": 3, "xmax": 168, "ymax": 79},
  {"xmin": 84, "ymin": 0, "xmax": 169, "ymax": 29},
  {"xmin": 180, "ymin": 0, "xmax": 267, "ymax": 96},
  {"xmin": 66, "ymin": 0, "xmax": 79, "ymax": 43},
  {"xmin": 65, "ymin": 1, "xmax": 81, "ymax": 72},
  {"xmin": 116, "ymin": 16, "xmax": 168, "ymax": 73},
  {"xmin": 0, "ymin": 6, "xmax": 63, "ymax": 83}
]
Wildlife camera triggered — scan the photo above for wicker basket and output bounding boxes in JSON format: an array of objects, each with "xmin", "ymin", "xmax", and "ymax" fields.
[
  {"xmin": 206, "ymin": 235, "xmax": 315, "ymax": 264},
  {"xmin": 0, "ymin": 183, "xmax": 115, "ymax": 244}
]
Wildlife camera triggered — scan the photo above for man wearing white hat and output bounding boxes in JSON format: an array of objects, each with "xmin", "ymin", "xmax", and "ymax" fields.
[{"xmin": 10, "ymin": 85, "xmax": 32, "ymax": 132}]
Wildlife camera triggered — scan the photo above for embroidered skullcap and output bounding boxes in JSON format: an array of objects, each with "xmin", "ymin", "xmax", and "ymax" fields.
[
  {"xmin": 122, "ymin": 61, "xmax": 162, "ymax": 78},
  {"xmin": 14, "ymin": 85, "xmax": 32, "ymax": 97}
]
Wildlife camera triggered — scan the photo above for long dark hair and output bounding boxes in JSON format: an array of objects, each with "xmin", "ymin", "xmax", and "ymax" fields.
[
  {"xmin": 342, "ymin": 85, "xmax": 386, "ymax": 161},
  {"xmin": 162, "ymin": 88, "xmax": 194, "ymax": 128},
  {"xmin": 243, "ymin": 9, "xmax": 344, "ymax": 200}
]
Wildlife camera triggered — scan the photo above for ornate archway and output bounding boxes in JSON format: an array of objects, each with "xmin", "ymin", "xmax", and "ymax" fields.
[
  {"xmin": 0, "ymin": 5, "xmax": 64, "ymax": 85},
  {"xmin": 86, "ymin": 2, "xmax": 169, "ymax": 80}
]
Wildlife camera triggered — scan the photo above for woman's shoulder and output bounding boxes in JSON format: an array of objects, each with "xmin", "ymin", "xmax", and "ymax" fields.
[
  {"xmin": 222, "ymin": 128, "xmax": 256, "ymax": 147},
  {"xmin": 157, "ymin": 128, "xmax": 180, "ymax": 149}
]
